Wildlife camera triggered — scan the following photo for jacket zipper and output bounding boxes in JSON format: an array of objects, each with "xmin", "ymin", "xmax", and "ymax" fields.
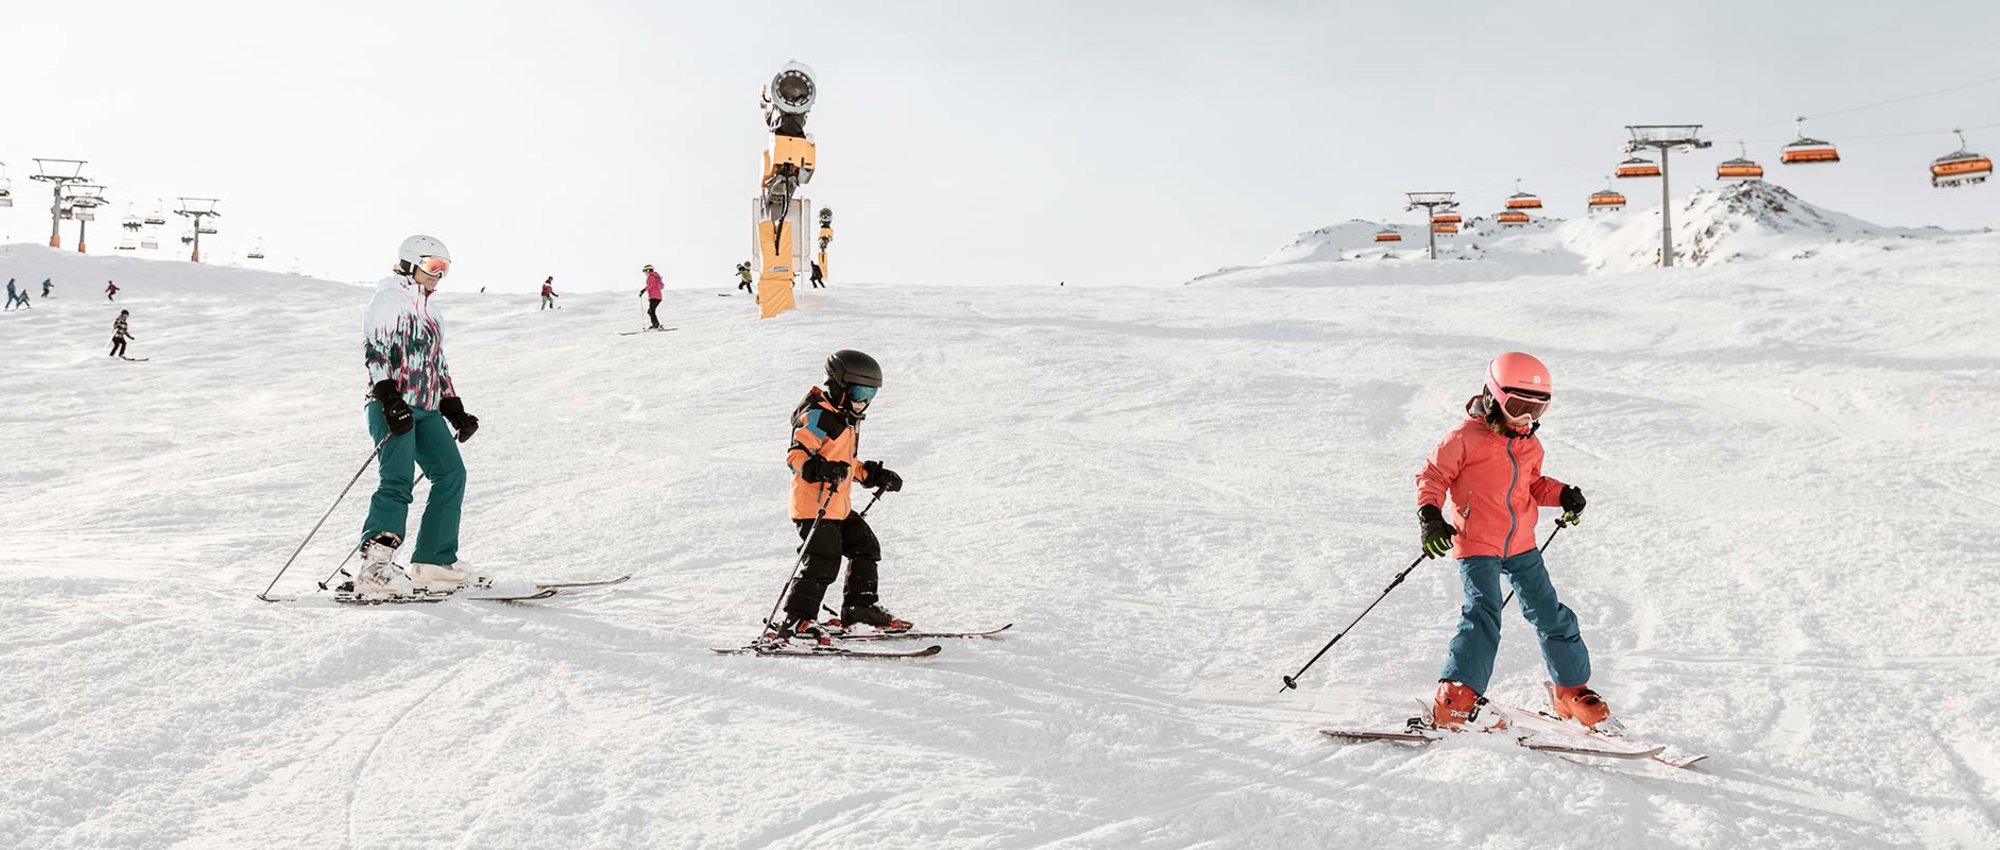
[{"xmin": 1503, "ymin": 436, "xmax": 1521, "ymax": 558}]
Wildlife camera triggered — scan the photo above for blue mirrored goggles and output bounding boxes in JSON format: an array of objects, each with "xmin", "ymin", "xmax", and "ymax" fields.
[{"xmin": 847, "ymin": 385, "xmax": 879, "ymax": 404}]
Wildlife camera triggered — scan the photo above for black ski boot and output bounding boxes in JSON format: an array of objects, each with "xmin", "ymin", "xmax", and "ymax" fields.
[{"xmin": 839, "ymin": 602, "xmax": 912, "ymax": 634}]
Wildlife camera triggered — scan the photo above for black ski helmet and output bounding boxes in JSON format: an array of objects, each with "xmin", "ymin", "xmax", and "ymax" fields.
[{"xmin": 825, "ymin": 349, "xmax": 883, "ymax": 389}]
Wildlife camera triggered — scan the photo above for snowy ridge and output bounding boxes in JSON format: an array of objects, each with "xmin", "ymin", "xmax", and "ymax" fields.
[
  {"xmin": 4, "ymin": 239, "xmax": 2000, "ymax": 847},
  {"xmin": 1204, "ymin": 182, "xmax": 1977, "ymax": 284}
]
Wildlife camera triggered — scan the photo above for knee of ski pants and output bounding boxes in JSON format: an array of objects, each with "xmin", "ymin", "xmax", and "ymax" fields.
[
  {"xmin": 1457, "ymin": 557, "xmax": 1506, "ymax": 618},
  {"xmin": 839, "ymin": 515, "xmax": 881, "ymax": 562},
  {"xmin": 796, "ymin": 520, "xmax": 845, "ymax": 579}
]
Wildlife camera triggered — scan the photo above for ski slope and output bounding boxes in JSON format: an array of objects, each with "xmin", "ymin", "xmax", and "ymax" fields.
[{"xmin": 2, "ymin": 235, "xmax": 1998, "ymax": 849}]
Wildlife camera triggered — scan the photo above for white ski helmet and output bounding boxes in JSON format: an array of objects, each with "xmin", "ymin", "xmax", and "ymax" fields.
[{"xmin": 395, "ymin": 235, "xmax": 451, "ymax": 276}]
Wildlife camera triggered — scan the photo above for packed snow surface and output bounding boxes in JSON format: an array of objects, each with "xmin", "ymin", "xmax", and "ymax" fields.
[{"xmin": 3, "ymin": 236, "xmax": 1998, "ymax": 848}]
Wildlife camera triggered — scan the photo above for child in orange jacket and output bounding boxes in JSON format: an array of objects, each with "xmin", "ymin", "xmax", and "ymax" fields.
[{"xmin": 1415, "ymin": 352, "xmax": 1604, "ymax": 730}]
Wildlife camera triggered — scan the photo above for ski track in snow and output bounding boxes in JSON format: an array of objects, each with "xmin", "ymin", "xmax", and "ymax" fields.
[{"xmin": 2, "ymin": 239, "xmax": 1998, "ymax": 849}]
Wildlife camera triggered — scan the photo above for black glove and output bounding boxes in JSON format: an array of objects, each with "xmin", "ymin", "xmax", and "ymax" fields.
[
  {"xmin": 371, "ymin": 379, "xmax": 415, "ymax": 436},
  {"xmin": 862, "ymin": 461, "xmax": 903, "ymax": 493},
  {"xmin": 1419, "ymin": 504, "xmax": 1457, "ymax": 558},
  {"xmin": 439, "ymin": 396, "xmax": 479, "ymax": 444},
  {"xmin": 1559, "ymin": 486, "xmax": 1586, "ymax": 525},
  {"xmin": 800, "ymin": 456, "xmax": 849, "ymax": 484}
]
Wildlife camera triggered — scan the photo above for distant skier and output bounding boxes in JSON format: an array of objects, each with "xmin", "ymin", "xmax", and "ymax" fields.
[
  {"xmin": 540, "ymin": 276, "xmax": 559, "ymax": 310},
  {"xmin": 109, "ymin": 310, "xmax": 134, "ymax": 357},
  {"xmin": 809, "ymin": 261, "xmax": 824, "ymax": 289},
  {"xmin": 105, "ymin": 281, "xmax": 120, "ymax": 301},
  {"xmin": 735, "ymin": 261, "xmax": 754, "ymax": 295},
  {"xmin": 769, "ymin": 350, "xmax": 910, "ymax": 645},
  {"xmin": 3, "ymin": 279, "xmax": 16, "ymax": 311},
  {"xmin": 1417, "ymin": 352, "xmax": 1602, "ymax": 731},
  {"xmin": 13, "ymin": 290, "xmax": 29, "ymax": 310},
  {"xmin": 41, "ymin": 278, "xmax": 53, "ymax": 298},
  {"xmin": 641, "ymin": 264, "xmax": 664, "ymax": 330},
  {"xmin": 353, "ymin": 235, "xmax": 483, "ymax": 598}
]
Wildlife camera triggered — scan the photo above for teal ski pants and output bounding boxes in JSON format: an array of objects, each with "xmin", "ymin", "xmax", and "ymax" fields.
[
  {"xmin": 1438, "ymin": 548, "xmax": 1590, "ymax": 694},
  {"xmin": 360, "ymin": 402, "xmax": 465, "ymax": 565}
]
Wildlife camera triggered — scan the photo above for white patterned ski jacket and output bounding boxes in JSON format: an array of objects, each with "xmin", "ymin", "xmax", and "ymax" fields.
[{"xmin": 363, "ymin": 275, "xmax": 457, "ymax": 410}]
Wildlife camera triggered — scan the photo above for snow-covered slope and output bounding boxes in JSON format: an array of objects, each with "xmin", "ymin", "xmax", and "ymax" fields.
[
  {"xmin": 3, "ymin": 239, "xmax": 1999, "ymax": 848},
  {"xmin": 1211, "ymin": 182, "xmax": 1978, "ymax": 284}
]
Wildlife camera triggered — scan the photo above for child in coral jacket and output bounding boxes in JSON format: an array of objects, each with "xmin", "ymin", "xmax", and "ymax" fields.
[{"xmin": 1415, "ymin": 352, "xmax": 1604, "ymax": 730}]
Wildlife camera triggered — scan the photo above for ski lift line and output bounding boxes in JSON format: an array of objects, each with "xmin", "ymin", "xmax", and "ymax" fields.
[
  {"xmin": 1707, "ymin": 72, "xmax": 2000, "ymax": 137},
  {"xmin": 1716, "ymin": 119, "xmax": 2000, "ymax": 146}
]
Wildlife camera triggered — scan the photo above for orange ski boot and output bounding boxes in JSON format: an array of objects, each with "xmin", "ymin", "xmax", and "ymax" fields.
[
  {"xmin": 1431, "ymin": 680, "xmax": 1505, "ymax": 731},
  {"xmin": 1548, "ymin": 682, "xmax": 1612, "ymax": 729}
]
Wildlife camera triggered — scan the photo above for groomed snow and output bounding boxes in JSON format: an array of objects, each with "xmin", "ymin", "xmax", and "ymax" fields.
[{"xmin": 2, "ymin": 236, "xmax": 1997, "ymax": 848}]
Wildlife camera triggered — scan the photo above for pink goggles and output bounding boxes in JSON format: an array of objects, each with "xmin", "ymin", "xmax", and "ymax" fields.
[{"xmin": 1497, "ymin": 388, "xmax": 1550, "ymax": 421}]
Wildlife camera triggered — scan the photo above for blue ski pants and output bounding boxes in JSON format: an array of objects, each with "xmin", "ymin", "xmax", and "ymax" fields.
[
  {"xmin": 360, "ymin": 402, "xmax": 465, "ymax": 566},
  {"xmin": 1439, "ymin": 547, "xmax": 1590, "ymax": 694}
]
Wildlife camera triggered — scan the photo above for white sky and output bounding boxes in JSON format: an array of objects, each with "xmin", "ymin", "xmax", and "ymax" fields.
[{"xmin": 4, "ymin": 1, "xmax": 1996, "ymax": 291}]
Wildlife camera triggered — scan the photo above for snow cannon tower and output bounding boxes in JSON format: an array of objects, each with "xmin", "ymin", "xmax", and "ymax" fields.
[
  {"xmin": 816, "ymin": 206, "xmax": 834, "ymax": 283},
  {"xmin": 753, "ymin": 61, "xmax": 819, "ymax": 319}
]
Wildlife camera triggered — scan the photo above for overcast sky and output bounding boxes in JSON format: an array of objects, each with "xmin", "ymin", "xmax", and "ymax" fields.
[{"xmin": 4, "ymin": 0, "xmax": 1996, "ymax": 291}]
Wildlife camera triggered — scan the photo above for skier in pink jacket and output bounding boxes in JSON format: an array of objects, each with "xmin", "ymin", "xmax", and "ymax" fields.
[
  {"xmin": 640, "ymin": 264, "xmax": 665, "ymax": 330},
  {"xmin": 1415, "ymin": 352, "xmax": 1602, "ymax": 731}
]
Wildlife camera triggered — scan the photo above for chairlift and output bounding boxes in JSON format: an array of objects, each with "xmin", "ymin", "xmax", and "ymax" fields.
[
  {"xmin": 117, "ymin": 237, "xmax": 138, "ymax": 251},
  {"xmin": 1931, "ymin": 130, "xmax": 1992, "ymax": 188},
  {"xmin": 180, "ymin": 231, "xmax": 195, "ymax": 245},
  {"xmin": 1374, "ymin": 228, "xmax": 1402, "ymax": 243},
  {"xmin": 1587, "ymin": 189, "xmax": 1626, "ymax": 212},
  {"xmin": 1504, "ymin": 180, "xmax": 1543, "ymax": 210},
  {"xmin": 144, "ymin": 201, "xmax": 168, "ymax": 227},
  {"xmin": 1497, "ymin": 210, "xmax": 1530, "ymax": 226},
  {"xmin": 1781, "ymin": 118, "xmax": 1840, "ymax": 165},
  {"xmin": 1432, "ymin": 222, "xmax": 1459, "ymax": 236},
  {"xmin": 248, "ymin": 239, "xmax": 267, "ymax": 260},
  {"xmin": 1716, "ymin": 143, "xmax": 1765, "ymax": 180},
  {"xmin": 0, "ymin": 161, "xmax": 11, "ymax": 208},
  {"xmin": 140, "ymin": 230, "xmax": 160, "ymax": 250},
  {"xmin": 123, "ymin": 205, "xmax": 144, "ymax": 231},
  {"xmin": 1616, "ymin": 156, "xmax": 1661, "ymax": 179},
  {"xmin": 1431, "ymin": 211, "xmax": 1463, "ymax": 225},
  {"xmin": 196, "ymin": 224, "xmax": 217, "ymax": 235}
]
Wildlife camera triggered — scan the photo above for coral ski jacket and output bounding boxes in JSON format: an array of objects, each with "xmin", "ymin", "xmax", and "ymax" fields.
[
  {"xmin": 787, "ymin": 386, "xmax": 878, "ymax": 520},
  {"xmin": 1416, "ymin": 396, "xmax": 1568, "ymax": 559}
]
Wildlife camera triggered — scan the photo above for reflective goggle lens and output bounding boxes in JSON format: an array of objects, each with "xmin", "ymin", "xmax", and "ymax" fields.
[
  {"xmin": 1501, "ymin": 392, "xmax": 1549, "ymax": 420},
  {"xmin": 416, "ymin": 256, "xmax": 450, "ymax": 278},
  {"xmin": 848, "ymin": 385, "xmax": 878, "ymax": 403}
]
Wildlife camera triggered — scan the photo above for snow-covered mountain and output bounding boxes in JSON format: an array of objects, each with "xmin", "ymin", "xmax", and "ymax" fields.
[
  {"xmin": 1203, "ymin": 181, "xmax": 1979, "ymax": 284},
  {"xmin": 4, "ymin": 238, "xmax": 2000, "ymax": 848}
]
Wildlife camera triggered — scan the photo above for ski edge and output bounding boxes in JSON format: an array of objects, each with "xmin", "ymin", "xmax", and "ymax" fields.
[
  {"xmin": 832, "ymin": 623, "xmax": 1014, "ymax": 641},
  {"xmin": 531, "ymin": 574, "xmax": 633, "ymax": 590},
  {"xmin": 709, "ymin": 643, "xmax": 944, "ymax": 659}
]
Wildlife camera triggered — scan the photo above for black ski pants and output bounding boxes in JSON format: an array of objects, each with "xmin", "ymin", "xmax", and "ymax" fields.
[
  {"xmin": 783, "ymin": 513, "xmax": 881, "ymax": 620},
  {"xmin": 109, "ymin": 337, "xmax": 126, "ymax": 357},
  {"xmin": 647, "ymin": 298, "xmax": 662, "ymax": 328}
]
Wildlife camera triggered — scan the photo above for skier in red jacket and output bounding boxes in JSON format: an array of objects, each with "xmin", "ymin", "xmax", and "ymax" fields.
[{"xmin": 1415, "ymin": 352, "xmax": 1602, "ymax": 730}]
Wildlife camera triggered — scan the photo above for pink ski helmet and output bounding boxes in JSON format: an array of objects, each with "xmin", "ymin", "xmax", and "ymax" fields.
[{"xmin": 1485, "ymin": 352, "xmax": 1552, "ymax": 426}]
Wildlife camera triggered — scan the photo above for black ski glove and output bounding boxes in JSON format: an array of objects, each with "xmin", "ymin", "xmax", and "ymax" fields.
[
  {"xmin": 439, "ymin": 396, "xmax": 479, "ymax": 444},
  {"xmin": 862, "ymin": 461, "xmax": 903, "ymax": 493},
  {"xmin": 800, "ymin": 456, "xmax": 849, "ymax": 484},
  {"xmin": 1559, "ymin": 486, "xmax": 1586, "ymax": 525},
  {"xmin": 371, "ymin": 379, "xmax": 415, "ymax": 436},
  {"xmin": 1419, "ymin": 504, "xmax": 1457, "ymax": 558}
]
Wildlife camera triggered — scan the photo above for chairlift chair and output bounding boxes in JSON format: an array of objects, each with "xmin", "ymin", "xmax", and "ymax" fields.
[
  {"xmin": 1616, "ymin": 156, "xmax": 1661, "ymax": 178},
  {"xmin": 1504, "ymin": 180, "xmax": 1543, "ymax": 210},
  {"xmin": 1432, "ymin": 222, "xmax": 1459, "ymax": 236},
  {"xmin": 1931, "ymin": 130, "xmax": 1992, "ymax": 188},
  {"xmin": 1781, "ymin": 118, "xmax": 1840, "ymax": 164},
  {"xmin": 1717, "ymin": 143, "xmax": 1765, "ymax": 180},
  {"xmin": 1587, "ymin": 189, "xmax": 1626, "ymax": 212},
  {"xmin": 1431, "ymin": 211, "xmax": 1463, "ymax": 225},
  {"xmin": 1374, "ymin": 228, "xmax": 1402, "ymax": 243},
  {"xmin": 1497, "ymin": 210, "xmax": 1531, "ymax": 226}
]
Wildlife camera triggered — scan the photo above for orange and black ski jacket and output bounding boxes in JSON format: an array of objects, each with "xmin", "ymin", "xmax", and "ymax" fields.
[{"xmin": 787, "ymin": 386, "xmax": 877, "ymax": 520}]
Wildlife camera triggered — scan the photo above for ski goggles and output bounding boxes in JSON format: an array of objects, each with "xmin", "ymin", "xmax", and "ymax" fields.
[
  {"xmin": 848, "ymin": 385, "xmax": 879, "ymax": 405},
  {"xmin": 1498, "ymin": 388, "xmax": 1550, "ymax": 421},
  {"xmin": 413, "ymin": 255, "xmax": 451, "ymax": 278}
]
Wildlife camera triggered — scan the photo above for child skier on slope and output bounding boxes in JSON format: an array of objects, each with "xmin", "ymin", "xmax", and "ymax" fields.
[
  {"xmin": 109, "ymin": 310, "xmax": 134, "ymax": 357},
  {"xmin": 540, "ymin": 276, "xmax": 559, "ymax": 310},
  {"xmin": 1416, "ymin": 352, "xmax": 1602, "ymax": 730},
  {"xmin": 352, "ymin": 235, "xmax": 483, "ymax": 598},
  {"xmin": 769, "ymin": 350, "xmax": 910, "ymax": 644}
]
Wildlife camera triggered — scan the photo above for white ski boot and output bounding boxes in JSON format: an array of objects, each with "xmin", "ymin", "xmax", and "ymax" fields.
[
  {"xmin": 349, "ymin": 532, "xmax": 412, "ymax": 598},
  {"xmin": 407, "ymin": 560, "xmax": 485, "ymax": 593}
]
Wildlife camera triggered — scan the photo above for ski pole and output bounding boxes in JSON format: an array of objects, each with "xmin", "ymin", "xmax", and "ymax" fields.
[
  {"xmin": 1499, "ymin": 518, "xmax": 1571, "ymax": 609},
  {"xmin": 759, "ymin": 481, "xmax": 844, "ymax": 632},
  {"xmin": 257, "ymin": 435, "xmax": 391, "ymax": 601},
  {"xmin": 1278, "ymin": 552, "xmax": 1433, "ymax": 694}
]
